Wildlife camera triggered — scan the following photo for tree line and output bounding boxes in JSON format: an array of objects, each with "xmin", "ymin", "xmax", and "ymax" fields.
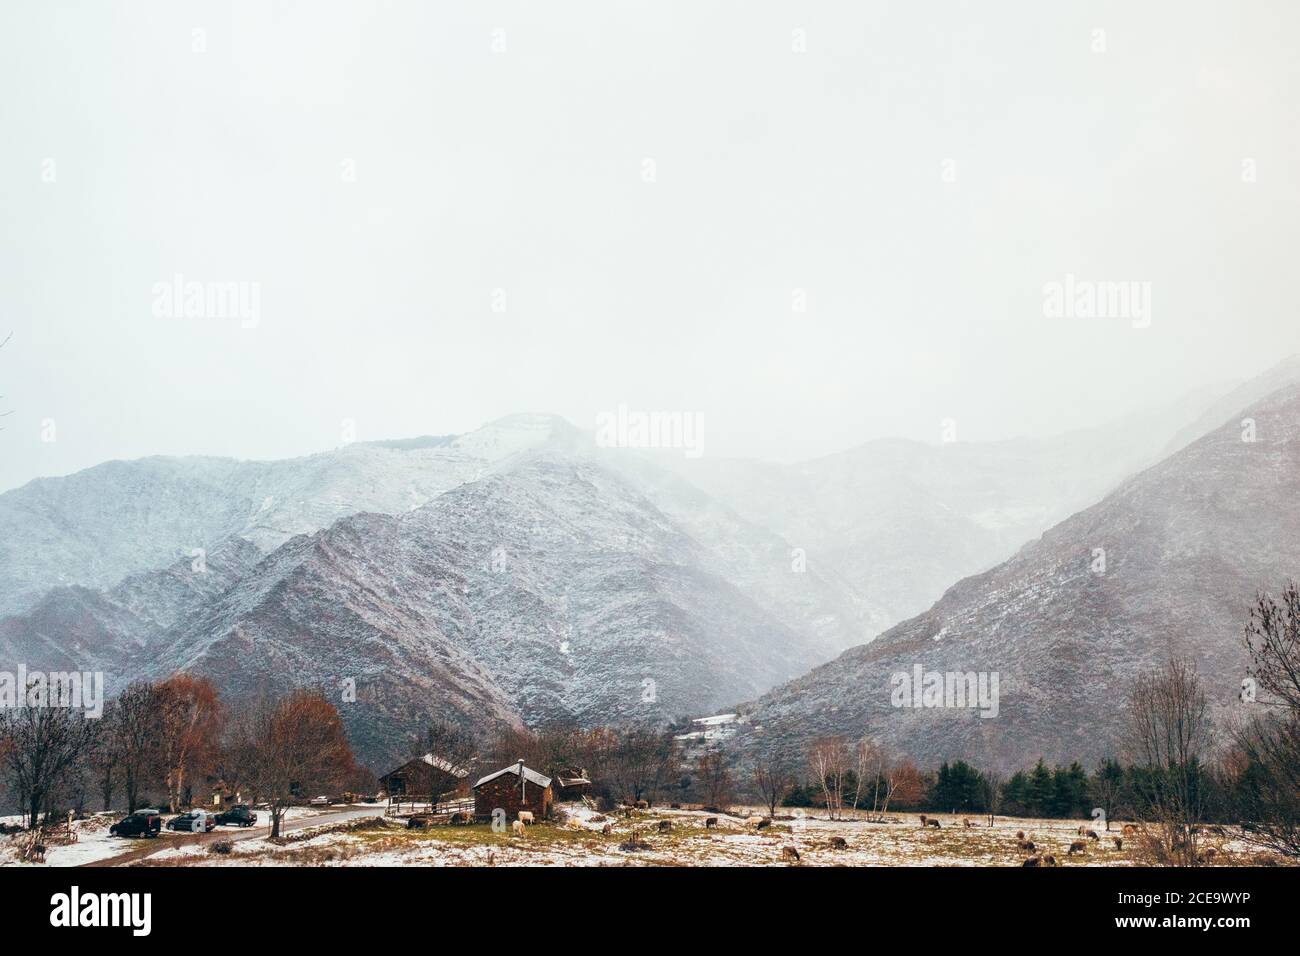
[
  {"xmin": 4, "ymin": 580, "xmax": 1297, "ymax": 863},
  {"xmin": 0, "ymin": 675, "xmax": 363, "ymax": 838},
  {"xmin": 760, "ymin": 582, "xmax": 1300, "ymax": 863}
]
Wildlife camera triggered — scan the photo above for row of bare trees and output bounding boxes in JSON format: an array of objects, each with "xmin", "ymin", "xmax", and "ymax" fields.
[
  {"xmin": 0, "ymin": 676, "xmax": 357, "ymax": 837},
  {"xmin": 758, "ymin": 738, "xmax": 925, "ymax": 821}
]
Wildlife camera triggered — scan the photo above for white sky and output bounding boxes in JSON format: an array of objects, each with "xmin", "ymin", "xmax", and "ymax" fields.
[{"xmin": 2, "ymin": 1, "xmax": 1298, "ymax": 492}]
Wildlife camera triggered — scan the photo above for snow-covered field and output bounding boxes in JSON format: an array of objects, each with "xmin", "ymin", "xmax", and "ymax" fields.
[
  {"xmin": 0, "ymin": 805, "xmax": 347, "ymax": 868},
  {"xmin": 98, "ymin": 805, "xmax": 1282, "ymax": 868}
]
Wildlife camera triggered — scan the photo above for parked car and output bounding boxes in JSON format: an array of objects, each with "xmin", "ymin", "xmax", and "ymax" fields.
[
  {"xmin": 109, "ymin": 809, "xmax": 162, "ymax": 838},
  {"xmin": 213, "ymin": 805, "xmax": 258, "ymax": 828},
  {"xmin": 309, "ymin": 795, "xmax": 332, "ymax": 807},
  {"xmin": 166, "ymin": 810, "xmax": 216, "ymax": 833}
]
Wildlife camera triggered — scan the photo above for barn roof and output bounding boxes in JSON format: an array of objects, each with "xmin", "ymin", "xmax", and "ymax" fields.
[
  {"xmin": 473, "ymin": 763, "xmax": 552, "ymax": 789},
  {"xmin": 383, "ymin": 753, "xmax": 470, "ymax": 780}
]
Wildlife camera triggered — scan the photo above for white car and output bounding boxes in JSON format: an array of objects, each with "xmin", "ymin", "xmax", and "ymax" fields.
[
  {"xmin": 310, "ymin": 795, "xmax": 331, "ymax": 807},
  {"xmin": 166, "ymin": 810, "xmax": 214, "ymax": 832}
]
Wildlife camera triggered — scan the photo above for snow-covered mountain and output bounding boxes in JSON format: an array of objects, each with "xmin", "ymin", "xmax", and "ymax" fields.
[
  {"xmin": 662, "ymin": 384, "xmax": 1262, "ymax": 633},
  {"xmin": 0, "ymin": 415, "xmax": 558, "ymax": 618},
  {"xmin": 4, "ymin": 366, "xmax": 1294, "ymax": 769},
  {"xmin": 150, "ymin": 451, "xmax": 853, "ymax": 764},
  {"xmin": 0, "ymin": 419, "xmax": 870, "ymax": 765},
  {"xmin": 730, "ymin": 379, "xmax": 1300, "ymax": 772}
]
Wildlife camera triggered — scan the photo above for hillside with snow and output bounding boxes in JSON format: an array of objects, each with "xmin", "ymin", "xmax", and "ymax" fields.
[{"xmin": 730, "ymin": 379, "xmax": 1300, "ymax": 771}]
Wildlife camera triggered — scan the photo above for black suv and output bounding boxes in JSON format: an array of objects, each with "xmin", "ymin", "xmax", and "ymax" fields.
[
  {"xmin": 214, "ymin": 805, "xmax": 258, "ymax": 828},
  {"xmin": 109, "ymin": 809, "xmax": 162, "ymax": 838}
]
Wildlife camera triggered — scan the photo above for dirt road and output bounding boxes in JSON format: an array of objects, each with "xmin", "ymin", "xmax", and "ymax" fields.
[{"xmin": 82, "ymin": 806, "xmax": 386, "ymax": 867}]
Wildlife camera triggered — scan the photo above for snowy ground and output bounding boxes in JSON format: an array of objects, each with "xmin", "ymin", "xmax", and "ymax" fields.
[
  {"xmin": 99, "ymin": 805, "xmax": 1286, "ymax": 868},
  {"xmin": 0, "ymin": 805, "xmax": 351, "ymax": 868}
]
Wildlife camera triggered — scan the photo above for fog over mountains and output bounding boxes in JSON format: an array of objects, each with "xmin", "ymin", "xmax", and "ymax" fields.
[
  {"xmin": 1, "ymin": 360, "xmax": 1297, "ymax": 768},
  {"xmin": 733, "ymin": 373, "xmax": 1300, "ymax": 771}
]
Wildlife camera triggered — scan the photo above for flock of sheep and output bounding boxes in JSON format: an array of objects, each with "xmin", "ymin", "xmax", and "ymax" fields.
[{"xmin": 480, "ymin": 803, "xmax": 1230, "ymax": 866}]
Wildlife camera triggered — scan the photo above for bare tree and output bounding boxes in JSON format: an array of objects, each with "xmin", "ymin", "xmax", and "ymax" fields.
[
  {"xmin": 0, "ymin": 692, "xmax": 99, "ymax": 829},
  {"xmin": 808, "ymin": 737, "xmax": 849, "ymax": 820},
  {"xmin": 156, "ymin": 673, "xmax": 224, "ymax": 812},
  {"xmin": 887, "ymin": 759, "xmax": 925, "ymax": 812},
  {"xmin": 244, "ymin": 689, "xmax": 356, "ymax": 838},
  {"xmin": 849, "ymin": 736, "xmax": 878, "ymax": 816},
  {"xmin": 752, "ymin": 758, "xmax": 796, "ymax": 818},
  {"xmin": 980, "ymin": 769, "xmax": 1005, "ymax": 827},
  {"xmin": 609, "ymin": 727, "xmax": 679, "ymax": 805},
  {"xmin": 1233, "ymin": 583, "xmax": 1300, "ymax": 856},
  {"xmin": 111, "ymin": 681, "xmax": 165, "ymax": 812},
  {"xmin": 1125, "ymin": 658, "xmax": 1211, "ymax": 865},
  {"xmin": 695, "ymin": 750, "xmax": 733, "ymax": 809}
]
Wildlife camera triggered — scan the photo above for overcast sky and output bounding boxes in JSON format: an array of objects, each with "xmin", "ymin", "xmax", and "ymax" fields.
[{"xmin": 2, "ymin": 1, "xmax": 1298, "ymax": 492}]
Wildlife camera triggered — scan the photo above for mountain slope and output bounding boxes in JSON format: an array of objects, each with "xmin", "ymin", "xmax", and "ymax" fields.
[
  {"xmin": 140, "ymin": 452, "xmax": 843, "ymax": 766},
  {"xmin": 0, "ymin": 538, "xmax": 260, "ymax": 679},
  {"xmin": 732, "ymin": 381, "xmax": 1300, "ymax": 772},
  {"xmin": 0, "ymin": 415, "xmax": 560, "ymax": 617}
]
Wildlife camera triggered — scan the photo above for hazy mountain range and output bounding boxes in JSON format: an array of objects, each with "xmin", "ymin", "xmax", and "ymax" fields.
[
  {"xmin": 731, "ymin": 369, "xmax": 1300, "ymax": 772},
  {"xmin": 1, "ymin": 359, "xmax": 1297, "ymax": 768}
]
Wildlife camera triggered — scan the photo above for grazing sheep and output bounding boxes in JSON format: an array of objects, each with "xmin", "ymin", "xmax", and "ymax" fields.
[
  {"xmin": 756, "ymin": 818, "xmax": 772, "ymax": 830},
  {"xmin": 511, "ymin": 820, "xmax": 525, "ymax": 836},
  {"xmin": 926, "ymin": 818, "xmax": 941, "ymax": 829},
  {"xmin": 1042, "ymin": 854, "xmax": 1058, "ymax": 867},
  {"xmin": 781, "ymin": 845, "xmax": 800, "ymax": 862},
  {"xmin": 635, "ymin": 800, "xmax": 649, "ymax": 810},
  {"xmin": 1068, "ymin": 840, "xmax": 1087, "ymax": 856},
  {"xmin": 657, "ymin": 820, "xmax": 672, "ymax": 832},
  {"xmin": 746, "ymin": 815, "xmax": 765, "ymax": 828},
  {"xmin": 829, "ymin": 836, "xmax": 848, "ymax": 849},
  {"xmin": 920, "ymin": 814, "xmax": 930, "ymax": 827},
  {"xmin": 1022, "ymin": 855, "xmax": 1042, "ymax": 867},
  {"xmin": 1113, "ymin": 836, "xmax": 1123, "ymax": 851},
  {"xmin": 601, "ymin": 823, "xmax": 613, "ymax": 836},
  {"xmin": 449, "ymin": 811, "xmax": 472, "ymax": 825},
  {"xmin": 705, "ymin": 817, "xmax": 719, "ymax": 829},
  {"xmin": 963, "ymin": 818, "xmax": 974, "ymax": 828},
  {"xmin": 1016, "ymin": 840, "xmax": 1036, "ymax": 852},
  {"xmin": 517, "ymin": 811, "xmax": 534, "ymax": 825},
  {"xmin": 1086, "ymin": 829, "xmax": 1100, "ymax": 841}
]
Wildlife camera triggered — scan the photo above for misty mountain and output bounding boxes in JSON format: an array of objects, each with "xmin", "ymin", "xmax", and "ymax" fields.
[
  {"xmin": 0, "ymin": 419, "xmax": 871, "ymax": 765},
  {"xmin": 730, "ymin": 379, "xmax": 1300, "ymax": 772},
  {"xmin": 0, "ymin": 416, "xmax": 556, "ymax": 618},
  {"xmin": 138, "ymin": 450, "xmax": 855, "ymax": 766},
  {"xmin": 664, "ymin": 386, "xmax": 1237, "ymax": 634}
]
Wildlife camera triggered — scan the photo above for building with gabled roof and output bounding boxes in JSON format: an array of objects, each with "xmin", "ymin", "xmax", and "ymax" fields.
[
  {"xmin": 472, "ymin": 759, "xmax": 553, "ymax": 821},
  {"xmin": 380, "ymin": 753, "xmax": 470, "ymax": 802}
]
